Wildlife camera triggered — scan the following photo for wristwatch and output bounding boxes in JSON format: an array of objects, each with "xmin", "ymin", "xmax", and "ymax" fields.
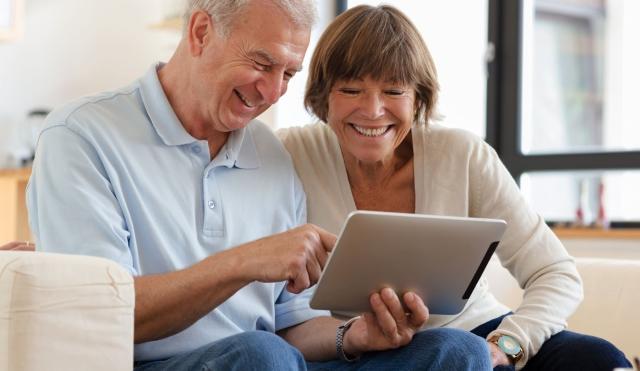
[
  {"xmin": 489, "ymin": 334, "xmax": 523, "ymax": 364},
  {"xmin": 336, "ymin": 316, "xmax": 361, "ymax": 362}
]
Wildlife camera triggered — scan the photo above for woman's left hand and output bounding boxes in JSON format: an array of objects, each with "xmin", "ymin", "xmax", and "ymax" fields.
[
  {"xmin": 488, "ymin": 341, "xmax": 511, "ymax": 367},
  {"xmin": 342, "ymin": 288, "xmax": 429, "ymax": 356},
  {"xmin": 0, "ymin": 241, "xmax": 35, "ymax": 251}
]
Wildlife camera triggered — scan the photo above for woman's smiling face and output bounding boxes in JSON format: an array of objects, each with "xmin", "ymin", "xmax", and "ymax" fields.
[{"xmin": 327, "ymin": 76, "xmax": 416, "ymax": 164}]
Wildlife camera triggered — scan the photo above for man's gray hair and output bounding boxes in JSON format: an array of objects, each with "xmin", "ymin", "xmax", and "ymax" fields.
[{"xmin": 183, "ymin": 0, "xmax": 317, "ymax": 37}]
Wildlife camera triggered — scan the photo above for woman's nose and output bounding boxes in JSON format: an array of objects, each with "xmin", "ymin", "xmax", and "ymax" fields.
[{"xmin": 360, "ymin": 92, "xmax": 385, "ymax": 119}]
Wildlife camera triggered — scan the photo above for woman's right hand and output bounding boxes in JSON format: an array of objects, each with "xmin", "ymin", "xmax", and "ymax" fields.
[{"xmin": 0, "ymin": 241, "xmax": 35, "ymax": 251}]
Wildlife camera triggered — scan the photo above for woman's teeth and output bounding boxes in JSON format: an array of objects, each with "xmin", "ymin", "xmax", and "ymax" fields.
[{"xmin": 352, "ymin": 124, "xmax": 389, "ymax": 137}]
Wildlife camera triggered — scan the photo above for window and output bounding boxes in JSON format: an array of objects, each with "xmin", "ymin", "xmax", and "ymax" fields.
[
  {"xmin": 488, "ymin": 0, "xmax": 640, "ymax": 226},
  {"xmin": 0, "ymin": 0, "xmax": 23, "ymax": 41}
]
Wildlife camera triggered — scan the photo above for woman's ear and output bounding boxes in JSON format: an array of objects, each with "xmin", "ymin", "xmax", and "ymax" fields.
[{"xmin": 187, "ymin": 10, "xmax": 213, "ymax": 57}]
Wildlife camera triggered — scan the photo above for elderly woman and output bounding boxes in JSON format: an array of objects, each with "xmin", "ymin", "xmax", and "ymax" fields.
[{"xmin": 280, "ymin": 4, "xmax": 631, "ymax": 371}]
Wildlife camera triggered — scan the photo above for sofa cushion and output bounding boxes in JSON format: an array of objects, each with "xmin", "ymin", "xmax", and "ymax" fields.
[{"xmin": 0, "ymin": 251, "xmax": 134, "ymax": 371}]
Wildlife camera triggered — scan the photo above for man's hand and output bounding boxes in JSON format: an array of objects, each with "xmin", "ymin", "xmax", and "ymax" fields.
[
  {"xmin": 0, "ymin": 241, "xmax": 35, "ymax": 251},
  {"xmin": 342, "ymin": 288, "xmax": 429, "ymax": 355},
  {"xmin": 236, "ymin": 224, "xmax": 336, "ymax": 293},
  {"xmin": 488, "ymin": 341, "xmax": 511, "ymax": 367}
]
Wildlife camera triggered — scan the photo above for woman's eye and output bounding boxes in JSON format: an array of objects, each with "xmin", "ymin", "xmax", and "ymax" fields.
[
  {"xmin": 339, "ymin": 88, "xmax": 360, "ymax": 95},
  {"xmin": 385, "ymin": 90, "xmax": 405, "ymax": 96}
]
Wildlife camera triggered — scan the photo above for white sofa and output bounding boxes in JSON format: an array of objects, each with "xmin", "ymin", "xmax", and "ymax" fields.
[
  {"xmin": 1, "ymin": 251, "xmax": 637, "ymax": 370},
  {"xmin": 486, "ymin": 257, "xmax": 640, "ymax": 360},
  {"xmin": 0, "ymin": 251, "xmax": 135, "ymax": 371}
]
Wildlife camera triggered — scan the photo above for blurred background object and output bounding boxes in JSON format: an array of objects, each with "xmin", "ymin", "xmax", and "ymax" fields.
[{"xmin": 1, "ymin": 108, "xmax": 49, "ymax": 169}]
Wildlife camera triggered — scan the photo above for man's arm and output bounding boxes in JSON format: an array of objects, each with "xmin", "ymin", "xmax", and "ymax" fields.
[
  {"xmin": 0, "ymin": 241, "xmax": 35, "ymax": 251},
  {"xmin": 134, "ymin": 248, "xmax": 247, "ymax": 343},
  {"xmin": 135, "ymin": 224, "xmax": 336, "ymax": 343}
]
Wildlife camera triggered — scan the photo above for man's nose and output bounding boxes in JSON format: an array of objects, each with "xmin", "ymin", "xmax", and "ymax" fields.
[{"xmin": 259, "ymin": 73, "xmax": 286, "ymax": 105}]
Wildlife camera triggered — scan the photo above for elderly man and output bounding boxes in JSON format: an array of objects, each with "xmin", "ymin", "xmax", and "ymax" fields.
[{"xmin": 27, "ymin": 0, "xmax": 492, "ymax": 370}]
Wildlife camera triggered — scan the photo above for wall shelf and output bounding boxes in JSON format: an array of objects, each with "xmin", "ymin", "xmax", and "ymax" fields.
[{"xmin": 553, "ymin": 227, "xmax": 640, "ymax": 239}]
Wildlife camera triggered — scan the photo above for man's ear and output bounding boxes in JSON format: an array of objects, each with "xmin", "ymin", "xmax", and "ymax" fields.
[{"xmin": 187, "ymin": 10, "xmax": 213, "ymax": 57}]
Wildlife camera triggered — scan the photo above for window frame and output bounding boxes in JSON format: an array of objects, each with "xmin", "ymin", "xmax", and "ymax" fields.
[{"xmin": 487, "ymin": 0, "xmax": 640, "ymax": 227}]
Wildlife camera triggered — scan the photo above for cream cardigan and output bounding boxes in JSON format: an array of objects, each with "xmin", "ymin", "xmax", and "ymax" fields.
[{"xmin": 279, "ymin": 122, "xmax": 583, "ymax": 368}]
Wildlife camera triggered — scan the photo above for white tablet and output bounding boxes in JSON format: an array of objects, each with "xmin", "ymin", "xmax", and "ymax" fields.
[{"xmin": 310, "ymin": 211, "xmax": 507, "ymax": 315}]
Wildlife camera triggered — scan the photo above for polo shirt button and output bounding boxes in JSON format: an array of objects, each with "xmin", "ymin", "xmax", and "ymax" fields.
[
  {"xmin": 225, "ymin": 152, "xmax": 230, "ymax": 160},
  {"xmin": 192, "ymin": 145, "xmax": 201, "ymax": 154},
  {"xmin": 208, "ymin": 200, "xmax": 216, "ymax": 209}
]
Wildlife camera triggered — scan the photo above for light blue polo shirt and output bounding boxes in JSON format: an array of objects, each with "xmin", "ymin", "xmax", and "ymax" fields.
[{"xmin": 26, "ymin": 63, "xmax": 328, "ymax": 361}]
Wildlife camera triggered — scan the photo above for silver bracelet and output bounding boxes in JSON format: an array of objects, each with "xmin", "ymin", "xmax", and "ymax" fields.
[{"xmin": 336, "ymin": 316, "xmax": 361, "ymax": 362}]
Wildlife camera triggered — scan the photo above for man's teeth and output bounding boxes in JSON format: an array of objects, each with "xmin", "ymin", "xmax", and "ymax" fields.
[
  {"xmin": 352, "ymin": 125, "xmax": 389, "ymax": 137},
  {"xmin": 235, "ymin": 90, "xmax": 255, "ymax": 108}
]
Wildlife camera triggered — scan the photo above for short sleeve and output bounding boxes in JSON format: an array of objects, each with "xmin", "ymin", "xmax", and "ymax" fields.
[
  {"xmin": 274, "ymin": 285, "xmax": 330, "ymax": 331},
  {"xmin": 27, "ymin": 125, "xmax": 136, "ymax": 274}
]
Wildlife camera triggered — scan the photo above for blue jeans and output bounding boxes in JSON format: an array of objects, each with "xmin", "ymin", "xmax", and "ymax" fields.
[
  {"xmin": 471, "ymin": 314, "xmax": 632, "ymax": 371},
  {"xmin": 307, "ymin": 327, "xmax": 492, "ymax": 370},
  {"xmin": 134, "ymin": 331, "xmax": 306, "ymax": 371},
  {"xmin": 135, "ymin": 328, "xmax": 492, "ymax": 371}
]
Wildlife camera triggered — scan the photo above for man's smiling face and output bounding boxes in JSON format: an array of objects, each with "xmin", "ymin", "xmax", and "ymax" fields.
[{"xmin": 192, "ymin": 1, "xmax": 310, "ymax": 133}]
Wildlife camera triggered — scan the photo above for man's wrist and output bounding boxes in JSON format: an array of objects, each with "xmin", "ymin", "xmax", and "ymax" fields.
[{"xmin": 337, "ymin": 316, "xmax": 361, "ymax": 361}]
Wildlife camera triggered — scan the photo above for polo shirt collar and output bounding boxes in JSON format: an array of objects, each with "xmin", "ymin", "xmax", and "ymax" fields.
[
  {"xmin": 220, "ymin": 123, "xmax": 260, "ymax": 169},
  {"xmin": 140, "ymin": 63, "xmax": 260, "ymax": 169},
  {"xmin": 139, "ymin": 62, "xmax": 196, "ymax": 146}
]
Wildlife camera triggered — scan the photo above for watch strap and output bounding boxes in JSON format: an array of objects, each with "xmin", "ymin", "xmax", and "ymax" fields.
[{"xmin": 336, "ymin": 316, "xmax": 361, "ymax": 362}]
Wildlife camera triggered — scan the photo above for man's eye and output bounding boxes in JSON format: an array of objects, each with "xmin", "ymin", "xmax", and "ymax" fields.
[
  {"xmin": 284, "ymin": 71, "xmax": 294, "ymax": 81},
  {"xmin": 253, "ymin": 60, "xmax": 270, "ymax": 70}
]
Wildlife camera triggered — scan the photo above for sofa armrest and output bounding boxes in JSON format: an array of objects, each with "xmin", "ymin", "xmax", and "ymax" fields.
[
  {"xmin": 568, "ymin": 258, "xmax": 640, "ymax": 358},
  {"xmin": 487, "ymin": 257, "xmax": 640, "ymax": 359},
  {"xmin": 0, "ymin": 251, "xmax": 134, "ymax": 371}
]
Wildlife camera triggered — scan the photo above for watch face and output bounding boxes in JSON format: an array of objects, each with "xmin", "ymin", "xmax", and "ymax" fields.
[{"xmin": 498, "ymin": 335, "xmax": 522, "ymax": 356}]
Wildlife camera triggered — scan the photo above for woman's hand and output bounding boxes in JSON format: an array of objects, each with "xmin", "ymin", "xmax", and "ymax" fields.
[
  {"xmin": 0, "ymin": 241, "xmax": 35, "ymax": 251},
  {"xmin": 342, "ymin": 288, "xmax": 429, "ymax": 356},
  {"xmin": 488, "ymin": 341, "xmax": 511, "ymax": 367}
]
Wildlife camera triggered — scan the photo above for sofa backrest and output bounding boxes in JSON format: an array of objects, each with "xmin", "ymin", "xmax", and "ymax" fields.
[{"xmin": 486, "ymin": 257, "xmax": 640, "ymax": 359}]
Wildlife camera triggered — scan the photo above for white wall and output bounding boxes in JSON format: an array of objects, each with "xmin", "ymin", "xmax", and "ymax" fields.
[{"xmin": 0, "ymin": 0, "xmax": 181, "ymax": 166}]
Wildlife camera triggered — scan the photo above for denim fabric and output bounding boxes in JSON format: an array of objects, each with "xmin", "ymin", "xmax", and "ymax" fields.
[
  {"xmin": 135, "ymin": 328, "xmax": 493, "ymax": 371},
  {"xmin": 471, "ymin": 314, "xmax": 632, "ymax": 371},
  {"xmin": 307, "ymin": 327, "xmax": 493, "ymax": 371},
  {"xmin": 134, "ymin": 331, "xmax": 306, "ymax": 371}
]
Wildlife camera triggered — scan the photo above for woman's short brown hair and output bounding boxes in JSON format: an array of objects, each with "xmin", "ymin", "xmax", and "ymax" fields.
[{"xmin": 304, "ymin": 4, "xmax": 439, "ymax": 123}]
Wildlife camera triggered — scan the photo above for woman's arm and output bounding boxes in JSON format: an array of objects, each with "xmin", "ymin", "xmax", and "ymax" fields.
[{"xmin": 470, "ymin": 139, "xmax": 583, "ymax": 367}]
